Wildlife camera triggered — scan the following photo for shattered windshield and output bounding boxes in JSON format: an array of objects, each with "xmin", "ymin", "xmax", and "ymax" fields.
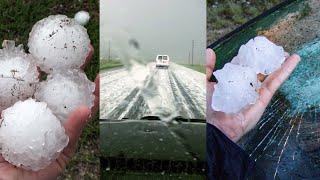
[{"xmin": 209, "ymin": 0, "xmax": 320, "ymax": 178}]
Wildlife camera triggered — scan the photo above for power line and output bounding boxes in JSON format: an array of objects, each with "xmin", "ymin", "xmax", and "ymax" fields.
[{"xmin": 191, "ymin": 40, "xmax": 194, "ymax": 65}]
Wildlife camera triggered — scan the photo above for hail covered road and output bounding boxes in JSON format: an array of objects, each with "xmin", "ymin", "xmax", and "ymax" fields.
[{"xmin": 100, "ymin": 63, "xmax": 205, "ymax": 120}]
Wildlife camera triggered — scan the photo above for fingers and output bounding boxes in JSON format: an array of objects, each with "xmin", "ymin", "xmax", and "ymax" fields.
[
  {"xmin": 206, "ymin": 49, "xmax": 216, "ymax": 81},
  {"xmin": 62, "ymin": 106, "xmax": 91, "ymax": 157},
  {"xmin": 92, "ymin": 75, "xmax": 100, "ymax": 116},
  {"xmin": 206, "ymin": 81, "xmax": 215, "ymax": 113},
  {"xmin": 81, "ymin": 44, "xmax": 94, "ymax": 69},
  {"xmin": 242, "ymin": 54, "xmax": 300, "ymax": 133},
  {"xmin": 261, "ymin": 54, "xmax": 300, "ymax": 104}
]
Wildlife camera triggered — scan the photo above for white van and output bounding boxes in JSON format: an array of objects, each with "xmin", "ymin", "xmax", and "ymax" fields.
[{"xmin": 155, "ymin": 55, "xmax": 170, "ymax": 68}]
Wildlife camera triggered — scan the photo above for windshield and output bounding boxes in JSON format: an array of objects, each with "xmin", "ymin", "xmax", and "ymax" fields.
[
  {"xmin": 100, "ymin": 1, "xmax": 206, "ymax": 121},
  {"xmin": 209, "ymin": 1, "xmax": 320, "ymax": 178}
]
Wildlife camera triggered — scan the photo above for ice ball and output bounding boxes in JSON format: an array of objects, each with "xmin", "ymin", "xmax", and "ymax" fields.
[
  {"xmin": 74, "ymin": 11, "xmax": 90, "ymax": 26},
  {"xmin": 28, "ymin": 15, "xmax": 90, "ymax": 72},
  {"xmin": 231, "ymin": 36, "xmax": 286, "ymax": 75},
  {"xmin": 0, "ymin": 99, "xmax": 69, "ymax": 171},
  {"xmin": 0, "ymin": 40, "xmax": 39, "ymax": 112},
  {"xmin": 34, "ymin": 69, "xmax": 95, "ymax": 122},
  {"xmin": 212, "ymin": 63, "xmax": 260, "ymax": 113}
]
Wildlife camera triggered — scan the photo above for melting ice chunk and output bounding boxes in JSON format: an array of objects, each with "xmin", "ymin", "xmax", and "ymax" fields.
[
  {"xmin": 35, "ymin": 69, "xmax": 95, "ymax": 122},
  {"xmin": 231, "ymin": 36, "xmax": 286, "ymax": 75},
  {"xmin": 0, "ymin": 99, "xmax": 69, "ymax": 171},
  {"xmin": 28, "ymin": 15, "xmax": 90, "ymax": 72},
  {"xmin": 0, "ymin": 40, "xmax": 39, "ymax": 112},
  {"xmin": 212, "ymin": 63, "xmax": 260, "ymax": 113},
  {"xmin": 212, "ymin": 36, "xmax": 286, "ymax": 114},
  {"xmin": 74, "ymin": 11, "xmax": 90, "ymax": 26}
]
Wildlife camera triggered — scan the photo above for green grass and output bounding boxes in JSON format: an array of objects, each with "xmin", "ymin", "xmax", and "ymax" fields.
[
  {"xmin": 100, "ymin": 59, "xmax": 123, "ymax": 70},
  {"xmin": 0, "ymin": 0, "xmax": 99, "ymax": 179},
  {"xmin": 207, "ymin": 0, "xmax": 284, "ymax": 44},
  {"xmin": 180, "ymin": 64, "xmax": 205, "ymax": 74},
  {"xmin": 102, "ymin": 171, "xmax": 205, "ymax": 180}
]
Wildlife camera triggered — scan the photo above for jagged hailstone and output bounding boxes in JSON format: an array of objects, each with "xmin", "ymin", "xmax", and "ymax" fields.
[
  {"xmin": 28, "ymin": 15, "xmax": 90, "ymax": 72},
  {"xmin": 231, "ymin": 36, "xmax": 286, "ymax": 75},
  {"xmin": 35, "ymin": 70, "xmax": 95, "ymax": 122},
  {"xmin": 0, "ymin": 99, "xmax": 69, "ymax": 171},
  {"xmin": 74, "ymin": 11, "xmax": 90, "ymax": 26},
  {"xmin": 212, "ymin": 63, "xmax": 260, "ymax": 113},
  {"xmin": 0, "ymin": 40, "xmax": 39, "ymax": 112}
]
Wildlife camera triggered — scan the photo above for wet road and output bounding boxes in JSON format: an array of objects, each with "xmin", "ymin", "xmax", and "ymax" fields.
[{"xmin": 100, "ymin": 63, "xmax": 205, "ymax": 120}]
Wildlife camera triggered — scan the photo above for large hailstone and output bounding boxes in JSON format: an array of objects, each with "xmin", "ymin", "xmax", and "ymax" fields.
[
  {"xmin": 28, "ymin": 15, "xmax": 90, "ymax": 72},
  {"xmin": 74, "ymin": 11, "xmax": 90, "ymax": 26},
  {"xmin": 0, "ymin": 40, "xmax": 39, "ymax": 112},
  {"xmin": 212, "ymin": 63, "xmax": 260, "ymax": 113},
  {"xmin": 0, "ymin": 99, "xmax": 69, "ymax": 171},
  {"xmin": 35, "ymin": 70, "xmax": 95, "ymax": 122},
  {"xmin": 231, "ymin": 36, "xmax": 286, "ymax": 75}
]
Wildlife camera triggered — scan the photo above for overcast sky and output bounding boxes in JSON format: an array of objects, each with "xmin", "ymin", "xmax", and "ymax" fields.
[{"xmin": 100, "ymin": 0, "xmax": 206, "ymax": 64}]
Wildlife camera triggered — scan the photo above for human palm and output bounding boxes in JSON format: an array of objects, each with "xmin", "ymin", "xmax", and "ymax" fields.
[
  {"xmin": 0, "ymin": 45, "xmax": 99, "ymax": 180},
  {"xmin": 206, "ymin": 49, "xmax": 300, "ymax": 142}
]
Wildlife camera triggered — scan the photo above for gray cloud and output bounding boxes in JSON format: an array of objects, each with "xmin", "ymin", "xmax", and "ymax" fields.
[{"xmin": 100, "ymin": 0, "xmax": 206, "ymax": 64}]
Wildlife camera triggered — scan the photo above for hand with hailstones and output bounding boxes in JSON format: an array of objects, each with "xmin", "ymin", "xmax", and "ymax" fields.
[
  {"xmin": 0, "ymin": 45, "xmax": 100, "ymax": 180},
  {"xmin": 206, "ymin": 48, "xmax": 300, "ymax": 142}
]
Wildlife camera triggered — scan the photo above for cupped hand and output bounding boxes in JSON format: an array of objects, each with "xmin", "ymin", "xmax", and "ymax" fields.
[
  {"xmin": 206, "ymin": 48, "xmax": 300, "ymax": 142},
  {"xmin": 0, "ymin": 45, "xmax": 99, "ymax": 180}
]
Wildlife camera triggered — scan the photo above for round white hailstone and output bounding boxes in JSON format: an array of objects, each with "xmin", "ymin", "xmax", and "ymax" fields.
[
  {"xmin": 28, "ymin": 15, "xmax": 90, "ymax": 72},
  {"xmin": 212, "ymin": 63, "xmax": 260, "ymax": 114},
  {"xmin": 231, "ymin": 36, "xmax": 286, "ymax": 75},
  {"xmin": 0, "ymin": 99, "xmax": 69, "ymax": 171},
  {"xmin": 0, "ymin": 40, "xmax": 39, "ymax": 112},
  {"xmin": 74, "ymin": 11, "xmax": 90, "ymax": 26},
  {"xmin": 34, "ymin": 70, "xmax": 95, "ymax": 122}
]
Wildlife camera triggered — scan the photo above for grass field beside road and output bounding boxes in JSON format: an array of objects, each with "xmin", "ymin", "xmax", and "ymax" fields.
[{"xmin": 100, "ymin": 59, "xmax": 123, "ymax": 70}]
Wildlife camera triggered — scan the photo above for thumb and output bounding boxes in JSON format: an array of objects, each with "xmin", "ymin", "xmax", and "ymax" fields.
[{"xmin": 62, "ymin": 106, "xmax": 91, "ymax": 156}]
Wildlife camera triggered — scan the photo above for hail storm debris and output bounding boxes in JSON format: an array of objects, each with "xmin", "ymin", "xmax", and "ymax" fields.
[
  {"xmin": 231, "ymin": 36, "xmax": 286, "ymax": 75},
  {"xmin": 0, "ymin": 40, "xmax": 39, "ymax": 112},
  {"xmin": 35, "ymin": 69, "xmax": 95, "ymax": 122},
  {"xmin": 28, "ymin": 15, "xmax": 90, "ymax": 72},
  {"xmin": 0, "ymin": 99, "xmax": 69, "ymax": 171},
  {"xmin": 0, "ymin": 13, "xmax": 94, "ymax": 171},
  {"xmin": 212, "ymin": 36, "xmax": 285, "ymax": 113},
  {"xmin": 74, "ymin": 11, "xmax": 90, "ymax": 26},
  {"xmin": 212, "ymin": 63, "xmax": 261, "ymax": 113}
]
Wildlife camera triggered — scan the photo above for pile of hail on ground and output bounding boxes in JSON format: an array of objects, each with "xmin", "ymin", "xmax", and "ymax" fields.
[
  {"xmin": 212, "ymin": 36, "xmax": 286, "ymax": 114},
  {"xmin": 0, "ymin": 12, "xmax": 95, "ymax": 171}
]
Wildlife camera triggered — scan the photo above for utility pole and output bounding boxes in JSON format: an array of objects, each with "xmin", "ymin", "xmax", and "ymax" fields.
[
  {"xmin": 108, "ymin": 40, "xmax": 111, "ymax": 61},
  {"xmin": 188, "ymin": 52, "xmax": 190, "ymax": 65},
  {"xmin": 191, "ymin": 40, "xmax": 194, "ymax": 65}
]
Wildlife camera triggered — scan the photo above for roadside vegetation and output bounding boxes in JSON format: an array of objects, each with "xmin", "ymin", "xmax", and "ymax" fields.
[
  {"xmin": 100, "ymin": 59, "xmax": 123, "ymax": 70},
  {"xmin": 207, "ymin": 0, "xmax": 284, "ymax": 44},
  {"xmin": 180, "ymin": 64, "xmax": 205, "ymax": 74}
]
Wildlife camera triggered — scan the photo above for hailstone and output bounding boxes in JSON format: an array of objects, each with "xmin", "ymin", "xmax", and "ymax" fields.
[
  {"xmin": 0, "ymin": 99, "xmax": 69, "ymax": 171},
  {"xmin": 0, "ymin": 40, "xmax": 39, "ymax": 112},
  {"xmin": 74, "ymin": 11, "xmax": 90, "ymax": 26},
  {"xmin": 28, "ymin": 15, "xmax": 90, "ymax": 72},
  {"xmin": 35, "ymin": 69, "xmax": 95, "ymax": 122},
  {"xmin": 212, "ymin": 36, "xmax": 286, "ymax": 114},
  {"xmin": 231, "ymin": 36, "xmax": 286, "ymax": 75},
  {"xmin": 212, "ymin": 63, "xmax": 260, "ymax": 113}
]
